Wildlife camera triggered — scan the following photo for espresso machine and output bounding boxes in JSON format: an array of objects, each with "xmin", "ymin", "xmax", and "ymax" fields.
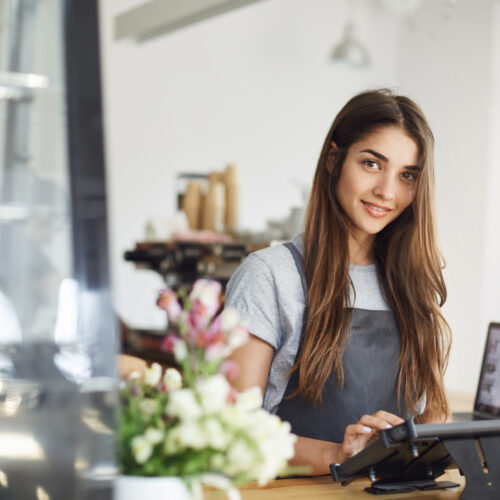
[{"xmin": 0, "ymin": 1, "xmax": 116, "ymax": 498}]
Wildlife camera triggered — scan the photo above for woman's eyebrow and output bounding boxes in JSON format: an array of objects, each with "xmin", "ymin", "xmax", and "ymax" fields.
[
  {"xmin": 360, "ymin": 148, "xmax": 388, "ymax": 161},
  {"xmin": 361, "ymin": 149, "xmax": 421, "ymax": 170}
]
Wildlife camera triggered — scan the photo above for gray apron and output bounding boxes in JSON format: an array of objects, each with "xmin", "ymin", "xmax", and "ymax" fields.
[{"xmin": 276, "ymin": 242, "xmax": 409, "ymax": 443}]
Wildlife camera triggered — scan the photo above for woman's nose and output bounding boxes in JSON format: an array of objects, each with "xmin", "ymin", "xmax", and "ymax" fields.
[{"xmin": 373, "ymin": 174, "xmax": 396, "ymax": 201}]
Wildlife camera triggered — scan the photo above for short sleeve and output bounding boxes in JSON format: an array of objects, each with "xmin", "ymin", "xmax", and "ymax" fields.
[{"xmin": 225, "ymin": 254, "xmax": 282, "ymax": 349}]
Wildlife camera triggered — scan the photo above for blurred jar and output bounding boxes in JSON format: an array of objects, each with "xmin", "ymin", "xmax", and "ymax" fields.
[{"xmin": 175, "ymin": 173, "xmax": 208, "ymax": 211}]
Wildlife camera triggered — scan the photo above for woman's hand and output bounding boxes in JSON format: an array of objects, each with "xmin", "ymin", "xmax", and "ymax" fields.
[
  {"xmin": 117, "ymin": 354, "xmax": 147, "ymax": 379},
  {"xmin": 337, "ymin": 410, "xmax": 405, "ymax": 463}
]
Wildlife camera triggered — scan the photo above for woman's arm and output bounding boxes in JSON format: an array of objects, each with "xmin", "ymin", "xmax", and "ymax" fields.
[
  {"xmin": 229, "ymin": 334, "xmax": 340, "ymax": 474},
  {"xmin": 229, "ymin": 334, "xmax": 274, "ymax": 395},
  {"xmin": 229, "ymin": 335, "xmax": 404, "ymax": 475},
  {"xmin": 117, "ymin": 354, "xmax": 147, "ymax": 378},
  {"xmin": 289, "ymin": 411, "xmax": 401, "ymax": 475}
]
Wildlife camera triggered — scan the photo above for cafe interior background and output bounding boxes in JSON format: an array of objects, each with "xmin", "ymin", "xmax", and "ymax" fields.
[
  {"xmin": 101, "ymin": 0, "xmax": 500, "ymax": 397},
  {"xmin": 0, "ymin": 0, "xmax": 499, "ymax": 497}
]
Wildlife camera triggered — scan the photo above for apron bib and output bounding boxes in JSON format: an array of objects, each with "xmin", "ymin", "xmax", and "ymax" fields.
[{"xmin": 276, "ymin": 242, "xmax": 408, "ymax": 443}]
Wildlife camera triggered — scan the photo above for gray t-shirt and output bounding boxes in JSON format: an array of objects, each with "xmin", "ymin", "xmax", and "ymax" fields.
[{"xmin": 225, "ymin": 235, "xmax": 392, "ymax": 414}]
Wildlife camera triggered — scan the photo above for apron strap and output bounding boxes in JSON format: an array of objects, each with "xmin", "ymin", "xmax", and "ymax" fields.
[
  {"xmin": 283, "ymin": 242, "xmax": 308, "ymax": 297},
  {"xmin": 283, "ymin": 241, "xmax": 308, "ymax": 363}
]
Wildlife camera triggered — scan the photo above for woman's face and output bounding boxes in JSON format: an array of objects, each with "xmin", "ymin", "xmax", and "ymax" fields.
[{"xmin": 335, "ymin": 126, "xmax": 420, "ymax": 246}]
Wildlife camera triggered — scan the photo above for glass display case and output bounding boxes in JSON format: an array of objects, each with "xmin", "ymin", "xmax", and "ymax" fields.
[{"xmin": 0, "ymin": 1, "xmax": 116, "ymax": 498}]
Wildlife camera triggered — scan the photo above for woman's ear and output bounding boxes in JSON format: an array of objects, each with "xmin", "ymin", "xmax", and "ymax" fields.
[
  {"xmin": 328, "ymin": 141, "xmax": 339, "ymax": 154},
  {"xmin": 326, "ymin": 141, "xmax": 339, "ymax": 173}
]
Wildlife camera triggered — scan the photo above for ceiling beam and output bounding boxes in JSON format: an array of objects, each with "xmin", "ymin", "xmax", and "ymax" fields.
[{"xmin": 115, "ymin": 0, "xmax": 265, "ymax": 42}]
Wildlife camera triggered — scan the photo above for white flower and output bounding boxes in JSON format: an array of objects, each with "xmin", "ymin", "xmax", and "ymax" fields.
[
  {"xmin": 210, "ymin": 453, "xmax": 226, "ymax": 470},
  {"xmin": 217, "ymin": 406, "xmax": 297, "ymax": 485},
  {"xmin": 227, "ymin": 439, "xmax": 256, "ymax": 474},
  {"xmin": 143, "ymin": 362, "xmax": 162, "ymax": 387},
  {"xmin": 196, "ymin": 374, "xmax": 230, "ymax": 415},
  {"xmin": 128, "ymin": 371, "xmax": 141, "ymax": 381},
  {"xmin": 220, "ymin": 405, "xmax": 250, "ymax": 430},
  {"xmin": 164, "ymin": 427, "xmax": 183, "ymax": 455},
  {"xmin": 228, "ymin": 325, "xmax": 249, "ymax": 350},
  {"xmin": 220, "ymin": 307, "xmax": 241, "ymax": 332},
  {"xmin": 173, "ymin": 340, "xmax": 188, "ymax": 361},
  {"xmin": 164, "ymin": 368, "xmax": 182, "ymax": 390},
  {"xmin": 131, "ymin": 435, "xmax": 153, "ymax": 464},
  {"xmin": 138, "ymin": 398, "xmax": 158, "ymax": 417},
  {"xmin": 246, "ymin": 410, "xmax": 297, "ymax": 485},
  {"xmin": 177, "ymin": 420, "xmax": 208, "ymax": 449},
  {"xmin": 203, "ymin": 417, "xmax": 230, "ymax": 450},
  {"xmin": 204, "ymin": 343, "xmax": 229, "ymax": 362},
  {"xmin": 190, "ymin": 480, "xmax": 204, "ymax": 500},
  {"xmin": 166, "ymin": 388, "xmax": 202, "ymax": 420},
  {"xmin": 236, "ymin": 387, "xmax": 263, "ymax": 412},
  {"xmin": 144, "ymin": 427, "xmax": 164, "ymax": 445},
  {"xmin": 200, "ymin": 474, "xmax": 241, "ymax": 500}
]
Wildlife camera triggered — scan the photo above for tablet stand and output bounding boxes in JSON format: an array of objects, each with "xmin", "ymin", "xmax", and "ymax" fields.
[
  {"xmin": 330, "ymin": 418, "xmax": 500, "ymax": 499},
  {"xmin": 444, "ymin": 436, "xmax": 500, "ymax": 499}
]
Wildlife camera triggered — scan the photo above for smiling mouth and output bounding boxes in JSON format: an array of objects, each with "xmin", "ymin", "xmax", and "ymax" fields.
[{"xmin": 361, "ymin": 201, "xmax": 393, "ymax": 215}]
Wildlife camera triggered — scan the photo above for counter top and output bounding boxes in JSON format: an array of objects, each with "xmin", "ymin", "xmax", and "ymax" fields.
[
  {"xmin": 237, "ymin": 471, "xmax": 464, "ymax": 499},
  {"xmin": 232, "ymin": 392, "xmax": 475, "ymax": 500}
]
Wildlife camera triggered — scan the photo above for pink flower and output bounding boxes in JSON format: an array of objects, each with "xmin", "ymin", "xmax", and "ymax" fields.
[
  {"xmin": 227, "ymin": 386, "xmax": 237, "ymax": 404},
  {"xmin": 208, "ymin": 315, "xmax": 222, "ymax": 334},
  {"xmin": 198, "ymin": 328, "xmax": 224, "ymax": 348},
  {"xmin": 188, "ymin": 299, "xmax": 212, "ymax": 331},
  {"xmin": 189, "ymin": 280, "xmax": 222, "ymax": 320},
  {"xmin": 195, "ymin": 330, "xmax": 214, "ymax": 348},
  {"xmin": 219, "ymin": 360, "xmax": 239, "ymax": 381},
  {"xmin": 205, "ymin": 343, "xmax": 226, "ymax": 362},
  {"xmin": 157, "ymin": 289, "xmax": 182, "ymax": 324},
  {"xmin": 162, "ymin": 335, "xmax": 188, "ymax": 361},
  {"xmin": 162, "ymin": 334, "xmax": 178, "ymax": 353}
]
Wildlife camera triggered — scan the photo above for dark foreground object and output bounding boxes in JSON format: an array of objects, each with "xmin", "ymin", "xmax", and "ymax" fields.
[{"xmin": 330, "ymin": 417, "xmax": 500, "ymax": 499}]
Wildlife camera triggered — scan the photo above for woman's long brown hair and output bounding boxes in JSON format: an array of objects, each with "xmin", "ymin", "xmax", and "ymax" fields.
[{"xmin": 294, "ymin": 89, "xmax": 451, "ymax": 419}]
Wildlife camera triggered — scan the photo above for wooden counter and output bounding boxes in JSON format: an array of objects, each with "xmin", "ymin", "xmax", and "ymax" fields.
[
  {"xmin": 238, "ymin": 471, "xmax": 464, "ymax": 499},
  {"xmin": 236, "ymin": 391, "xmax": 475, "ymax": 499}
]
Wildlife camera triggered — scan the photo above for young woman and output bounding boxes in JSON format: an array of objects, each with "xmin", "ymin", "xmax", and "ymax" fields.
[{"xmin": 225, "ymin": 89, "xmax": 451, "ymax": 475}]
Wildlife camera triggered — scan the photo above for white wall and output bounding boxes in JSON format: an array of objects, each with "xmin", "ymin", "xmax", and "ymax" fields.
[
  {"xmin": 396, "ymin": 0, "xmax": 499, "ymax": 393},
  {"xmin": 100, "ymin": 0, "xmax": 399, "ymax": 328},
  {"xmin": 485, "ymin": 1, "xmax": 500, "ymax": 347},
  {"xmin": 100, "ymin": 0, "xmax": 500, "ymax": 394}
]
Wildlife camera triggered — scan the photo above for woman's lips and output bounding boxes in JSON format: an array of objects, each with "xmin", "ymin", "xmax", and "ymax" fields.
[{"xmin": 361, "ymin": 200, "xmax": 393, "ymax": 218}]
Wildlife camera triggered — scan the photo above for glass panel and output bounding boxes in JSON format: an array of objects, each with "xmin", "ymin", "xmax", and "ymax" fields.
[
  {"xmin": 0, "ymin": 0, "xmax": 71, "ymax": 344},
  {"xmin": 0, "ymin": 1, "xmax": 116, "ymax": 498}
]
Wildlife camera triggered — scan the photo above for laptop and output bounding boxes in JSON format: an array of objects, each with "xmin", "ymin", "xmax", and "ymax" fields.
[{"xmin": 453, "ymin": 322, "xmax": 500, "ymax": 421}]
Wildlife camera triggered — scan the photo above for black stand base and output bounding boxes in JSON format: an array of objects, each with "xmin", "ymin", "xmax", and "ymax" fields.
[
  {"xmin": 444, "ymin": 436, "xmax": 500, "ymax": 500},
  {"xmin": 366, "ymin": 480, "xmax": 459, "ymax": 495},
  {"xmin": 331, "ymin": 418, "xmax": 500, "ymax": 499}
]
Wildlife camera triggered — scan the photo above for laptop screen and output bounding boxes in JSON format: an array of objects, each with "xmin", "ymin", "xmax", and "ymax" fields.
[{"xmin": 475, "ymin": 323, "xmax": 500, "ymax": 415}]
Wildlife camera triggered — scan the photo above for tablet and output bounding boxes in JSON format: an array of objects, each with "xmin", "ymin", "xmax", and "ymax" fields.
[{"xmin": 330, "ymin": 417, "xmax": 500, "ymax": 496}]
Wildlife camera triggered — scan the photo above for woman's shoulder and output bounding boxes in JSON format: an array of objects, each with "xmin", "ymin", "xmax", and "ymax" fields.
[
  {"xmin": 226, "ymin": 236, "xmax": 304, "ymax": 301},
  {"xmin": 225, "ymin": 236, "xmax": 306, "ymax": 351},
  {"xmin": 243, "ymin": 235, "xmax": 303, "ymax": 276}
]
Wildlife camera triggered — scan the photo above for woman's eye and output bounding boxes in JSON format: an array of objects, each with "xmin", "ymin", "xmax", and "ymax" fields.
[
  {"xmin": 363, "ymin": 160, "xmax": 379, "ymax": 169},
  {"xmin": 401, "ymin": 171, "xmax": 417, "ymax": 182}
]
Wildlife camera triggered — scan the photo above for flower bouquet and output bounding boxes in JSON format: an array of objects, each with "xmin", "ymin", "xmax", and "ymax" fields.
[{"xmin": 117, "ymin": 280, "xmax": 297, "ymax": 499}]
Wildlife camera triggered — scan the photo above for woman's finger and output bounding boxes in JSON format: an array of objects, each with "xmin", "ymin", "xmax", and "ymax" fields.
[
  {"xmin": 373, "ymin": 410, "xmax": 405, "ymax": 426},
  {"xmin": 357, "ymin": 414, "xmax": 395, "ymax": 431},
  {"xmin": 344, "ymin": 423, "xmax": 373, "ymax": 437}
]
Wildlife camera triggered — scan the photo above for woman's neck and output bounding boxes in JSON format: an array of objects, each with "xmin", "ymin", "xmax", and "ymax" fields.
[{"xmin": 348, "ymin": 232, "xmax": 375, "ymax": 266}]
